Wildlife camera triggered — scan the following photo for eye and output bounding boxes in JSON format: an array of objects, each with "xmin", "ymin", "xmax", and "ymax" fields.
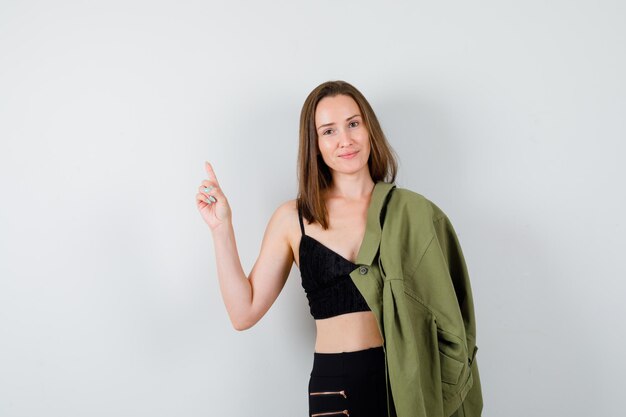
[
  {"xmin": 349, "ymin": 121, "xmax": 359, "ymax": 128},
  {"xmin": 322, "ymin": 129, "xmax": 333, "ymax": 135}
]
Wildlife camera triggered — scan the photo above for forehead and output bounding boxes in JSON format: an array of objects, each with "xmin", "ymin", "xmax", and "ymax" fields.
[{"xmin": 315, "ymin": 94, "xmax": 361, "ymax": 126}]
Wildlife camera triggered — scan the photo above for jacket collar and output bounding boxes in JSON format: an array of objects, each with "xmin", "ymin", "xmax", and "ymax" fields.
[{"xmin": 355, "ymin": 181, "xmax": 396, "ymax": 267}]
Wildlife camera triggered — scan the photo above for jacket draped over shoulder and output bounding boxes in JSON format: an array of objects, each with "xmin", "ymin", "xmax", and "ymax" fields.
[{"xmin": 348, "ymin": 182, "xmax": 483, "ymax": 417}]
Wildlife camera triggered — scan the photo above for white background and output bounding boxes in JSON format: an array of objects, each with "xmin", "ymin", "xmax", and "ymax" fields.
[{"xmin": 1, "ymin": 1, "xmax": 624, "ymax": 416}]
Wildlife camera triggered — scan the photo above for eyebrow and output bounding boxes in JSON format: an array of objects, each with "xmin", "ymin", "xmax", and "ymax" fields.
[{"xmin": 316, "ymin": 114, "xmax": 361, "ymax": 131}]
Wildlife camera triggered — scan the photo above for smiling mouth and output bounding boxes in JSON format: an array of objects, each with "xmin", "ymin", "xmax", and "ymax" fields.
[{"xmin": 339, "ymin": 151, "xmax": 358, "ymax": 158}]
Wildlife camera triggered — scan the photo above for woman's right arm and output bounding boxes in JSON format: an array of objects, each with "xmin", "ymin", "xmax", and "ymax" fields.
[{"xmin": 196, "ymin": 162, "xmax": 295, "ymax": 331}]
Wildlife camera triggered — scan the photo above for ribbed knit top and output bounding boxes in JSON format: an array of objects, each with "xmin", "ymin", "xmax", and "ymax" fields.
[{"xmin": 297, "ymin": 206, "xmax": 371, "ymax": 319}]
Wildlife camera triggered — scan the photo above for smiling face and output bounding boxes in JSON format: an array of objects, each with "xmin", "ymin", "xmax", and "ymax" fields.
[{"xmin": 314, "ymin": 94, "xmax": 371, "ymax": 179}]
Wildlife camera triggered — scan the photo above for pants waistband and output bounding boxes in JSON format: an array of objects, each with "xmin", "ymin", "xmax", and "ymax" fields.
[{"xmin": 311, "ymin": 345, "xmax": 385, "ymax": 377}]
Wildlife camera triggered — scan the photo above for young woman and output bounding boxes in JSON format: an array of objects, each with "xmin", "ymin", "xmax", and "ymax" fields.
[
  {"xmin": 196, "ymin": 81, "xmax": 482, "ymax": 417},
  {"xmin": 197, "ymin": 81, "xmax": 400, "ymax": 417}
]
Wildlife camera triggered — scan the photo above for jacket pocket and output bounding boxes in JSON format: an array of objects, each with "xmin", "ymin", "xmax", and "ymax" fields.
[
  {"xmin": 439, "ymin": 349, "xmax": 465, "ymax": 385},
  {"xmin": 436, "ymin": 326, "xmax": 467, "ymax": 386}
]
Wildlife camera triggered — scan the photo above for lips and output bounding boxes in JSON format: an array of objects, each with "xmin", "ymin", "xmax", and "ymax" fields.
[{"xmin": 339, "ymin": 150, "xmax": 359, "ymax": 158}]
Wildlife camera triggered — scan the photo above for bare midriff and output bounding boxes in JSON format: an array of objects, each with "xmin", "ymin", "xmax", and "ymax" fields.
[{"xmin": 314, "ymin": 311, "xmax": 384, "ymax": 353}]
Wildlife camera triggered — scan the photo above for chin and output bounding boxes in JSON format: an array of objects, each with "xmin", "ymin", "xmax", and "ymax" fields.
[{"xmin": 331, "ymin": 164, "xmax": 370, "ymax": 176}]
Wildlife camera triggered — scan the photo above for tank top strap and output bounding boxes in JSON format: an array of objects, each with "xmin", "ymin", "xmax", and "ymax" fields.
[{"xmin": 297, "ymin": 204, "xmax": 306, "ymax": 236}]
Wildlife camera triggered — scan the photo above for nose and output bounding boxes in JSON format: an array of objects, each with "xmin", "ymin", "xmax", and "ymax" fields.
[{"xmin": 338, "ymin": 127, "xmax": 353, "ymax": 147}]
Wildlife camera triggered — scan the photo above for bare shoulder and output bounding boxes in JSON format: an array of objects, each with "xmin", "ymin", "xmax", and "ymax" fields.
[
  {"xmin": 274, "ymin": 198, "xmax": 298, "ymax": 216},
  {"xmin": 265, "ymin": 198, "xmax": 300, "ymax": 236},
  {"xmin": 270, "ymin": 198, "xmax": 299, "ymax": 230}
]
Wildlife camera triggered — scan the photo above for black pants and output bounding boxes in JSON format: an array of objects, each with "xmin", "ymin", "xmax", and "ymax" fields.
[{"xmin": 308, "ymin": 346, "xmax": 389, "ymax": 417}]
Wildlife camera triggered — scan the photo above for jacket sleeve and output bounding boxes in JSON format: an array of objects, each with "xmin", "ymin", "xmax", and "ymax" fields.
[{"xmin": 432, "ymin": 211, "xmax": 483, "ymax": 417}]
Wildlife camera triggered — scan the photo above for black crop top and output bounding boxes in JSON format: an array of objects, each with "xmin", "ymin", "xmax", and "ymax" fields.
[{"xmin": 297, "ymin": 206, "xmax": 372, "ymax": 319}]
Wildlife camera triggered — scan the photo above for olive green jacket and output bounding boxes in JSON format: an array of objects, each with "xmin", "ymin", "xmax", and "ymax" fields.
[{"xmin": 349, "ymin": 182, "xmax": 483, "ymax": 417}]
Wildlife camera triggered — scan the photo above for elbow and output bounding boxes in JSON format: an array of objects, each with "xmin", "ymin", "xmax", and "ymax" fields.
[
  {"xmin": 232, "ymin": 316, "xmax": 255, "ymax": 331},
  {"xmin": 232, "ymin": 321, "xmax": 251, "ymax": 331},
  {"xmin": 230, "ymin": 303, "xmax": 260, "ymax": 331}
]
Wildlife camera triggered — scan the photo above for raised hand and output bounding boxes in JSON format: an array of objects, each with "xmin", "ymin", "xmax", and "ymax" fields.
[{"xmin": 196, "ymin": 161, "xmax": 232, "ymax": 231}]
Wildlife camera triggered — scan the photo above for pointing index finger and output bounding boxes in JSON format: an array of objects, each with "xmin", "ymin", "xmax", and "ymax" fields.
[{"xmin": 204, "ymin": 161, "xmax": 220, "ymax": 185}]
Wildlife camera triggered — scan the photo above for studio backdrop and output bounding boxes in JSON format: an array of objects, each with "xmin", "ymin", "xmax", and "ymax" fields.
[{"xmin": 1, "ymin": 1, "xmax": 624, "ymax": 416}]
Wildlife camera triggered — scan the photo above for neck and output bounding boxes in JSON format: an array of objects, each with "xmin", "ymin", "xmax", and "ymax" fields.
[{"xmin": 327, "ymin": 171, "xmax": 376, "ymax": 200}]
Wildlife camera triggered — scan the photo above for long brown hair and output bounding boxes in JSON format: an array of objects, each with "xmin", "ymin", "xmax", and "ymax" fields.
[{"xmin": 297, "ymin": 80, "xmax": 397, "ymax": 229}]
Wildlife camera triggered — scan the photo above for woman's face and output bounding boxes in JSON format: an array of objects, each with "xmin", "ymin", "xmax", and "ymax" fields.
[{"xmin": 314, "ymin": 94, "xmax": 371, "ymax": 178}]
